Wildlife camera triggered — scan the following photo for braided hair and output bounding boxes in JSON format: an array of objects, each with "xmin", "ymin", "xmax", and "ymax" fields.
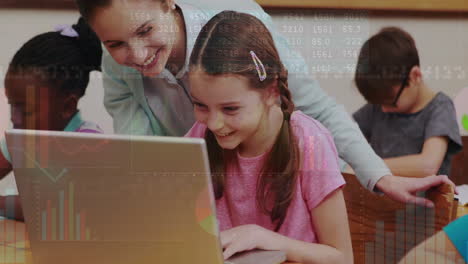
[{"xmin": 190, "ymin": 11, "xmax": 300, "ymax": 231}]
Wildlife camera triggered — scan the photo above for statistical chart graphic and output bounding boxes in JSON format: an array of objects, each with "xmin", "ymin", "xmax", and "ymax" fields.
[
  {"xmin": 195, "ymin": 187, "xmax": 217, "ymax": 236},
  {"xmin": 40, "ymin": 182, "xmax": 93, "ymax": 241},
  {"xmin": 362, "ymin": 202, "xmax": 457, "ymax": 264},
  {"xmin": 0, "ymin": 219, "xmax": 27, "ymax": 264},
  {"xmin": 23, "ymin": 152, "xmax": 68, "ymax": 183},
  {"xmin": 14, "ymin": 149, "xmax": 94, "ymax": 241},
  {"xmin": 364, "ymin": 204, "xmax": 434, "ymax": 263},
  {"xmin": 9, "ymin": 131, "xmax": 112, "ymax": 173},
  {"xmin": 273, "ymin": 10, "xmax": 370, "ymax": 77},
  {"xmin": 0, "ymin": 196, "xmax": 27, "ymax": 263}
]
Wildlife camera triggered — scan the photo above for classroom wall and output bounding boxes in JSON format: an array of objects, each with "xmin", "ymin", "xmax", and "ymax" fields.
[
  {"xmin": 1, "ymin": 8, "xmax": 468, "ymax": 194},
  {"xmin": 269, "ymin": 9, "xmax": 468, "ymax": 115}
]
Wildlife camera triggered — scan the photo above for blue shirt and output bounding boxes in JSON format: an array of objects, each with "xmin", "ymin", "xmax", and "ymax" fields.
[{"xmin": 444, "ymin": 215, "xmax": 468, "ymax": 262}]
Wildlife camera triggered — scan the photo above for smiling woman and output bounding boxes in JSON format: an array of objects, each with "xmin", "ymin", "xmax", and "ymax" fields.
[{"xmin": 77, "ymin": 0, "xmax": 186, "ymax": 77}]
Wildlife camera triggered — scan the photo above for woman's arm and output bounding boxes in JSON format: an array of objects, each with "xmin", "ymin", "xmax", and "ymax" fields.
[{"xmin": 220, "ymin": 189, "xmax": 353, "ymax": 264}]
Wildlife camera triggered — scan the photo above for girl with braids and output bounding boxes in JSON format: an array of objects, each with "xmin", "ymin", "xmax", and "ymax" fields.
[
  {"xmin": 185, "ymin": 11, "xmax": 353, "ymax": 264},
  {"xmin": 0, "ymin": 18, "xmax": 103, "ymax": 219},
  {"xmin": 76, "ymin": 0, "xmax": 456, "ymax": 209}
]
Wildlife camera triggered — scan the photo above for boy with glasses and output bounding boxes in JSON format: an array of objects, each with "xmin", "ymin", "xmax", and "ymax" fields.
[{"xmin": 352, "ymin": 27, "xmax": 462, "ymax": 178}]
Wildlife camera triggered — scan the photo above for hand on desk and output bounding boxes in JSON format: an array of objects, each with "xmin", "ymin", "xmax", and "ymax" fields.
[
  {"xmin": 343, "ymin": 164, "xmax": 456, "ymax": 208},
  {"xmin": 375, "ymin": 174, "xmax": 457, "ymax": 208}
]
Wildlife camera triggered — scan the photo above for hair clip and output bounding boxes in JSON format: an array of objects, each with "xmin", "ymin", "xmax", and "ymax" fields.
[
  {"xmin": 250, "ymin": 51, "xmax": 266, "ymax": 82},
  {"xmin": 54, "ymin": 24, "xmax": 79, "ymax": 38}
]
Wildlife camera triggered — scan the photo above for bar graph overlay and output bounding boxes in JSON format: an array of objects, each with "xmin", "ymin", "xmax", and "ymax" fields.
[
  {"xmin": 364, "ymin": 203, "xmax": 437, "ymax": 263},
  {"xmin": 40, "ymin": 182, "xmax": 92, "ymax": 241},
  {"xmin": 0, "ymin": 219, "xmax": 26, "ymax": 264}
]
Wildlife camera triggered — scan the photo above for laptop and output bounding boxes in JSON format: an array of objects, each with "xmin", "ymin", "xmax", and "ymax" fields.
[{"xmin": 6, "ymin": 129, "xmax": 286, "ymax": 264}]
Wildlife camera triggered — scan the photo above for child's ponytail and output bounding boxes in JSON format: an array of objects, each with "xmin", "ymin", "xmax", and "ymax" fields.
[
  {"xmin": 190, "ymin": 11, "xmax": 300, "ymax": 230},
  {"xmin": 257, "ymin": 68, "xmax": 299, "ymax": 231},
  {"xmin": 72, "ymin": 17, "xmax": 102, "ymax": 73},
  {"xmin": 278, "ymin": 70, "xmax": 294, "ymax": 115}
]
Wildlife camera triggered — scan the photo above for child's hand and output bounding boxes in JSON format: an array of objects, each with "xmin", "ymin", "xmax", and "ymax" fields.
[{"xmin": 220, "ymin": 224, "xmax": 277, "ymax": 260}]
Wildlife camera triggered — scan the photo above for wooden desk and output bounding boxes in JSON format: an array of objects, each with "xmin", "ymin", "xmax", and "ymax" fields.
[
  {"xmin": 458, "ymin": 204, "xmax": 468, "ymax": 218},
  {"xmin": 2, "ymin": 204, "xmax": 467, "ymax": 263},
  {"xmin": 449, "ymin": 135, "xmax": 468, "ymax": 185}
]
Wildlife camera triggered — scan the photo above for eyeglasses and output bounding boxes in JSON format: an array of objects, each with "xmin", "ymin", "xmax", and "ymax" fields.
[{"xmin": 391, "ymin": 73, "xmax": 409, "ymax": 107}]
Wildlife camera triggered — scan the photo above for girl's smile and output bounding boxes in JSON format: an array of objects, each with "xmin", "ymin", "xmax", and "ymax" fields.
[{"xmin": 189, "ymin": 70, "xmax": 282, "ymax": 157}]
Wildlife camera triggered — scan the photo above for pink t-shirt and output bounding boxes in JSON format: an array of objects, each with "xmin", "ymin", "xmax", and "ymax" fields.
[{"xmin": 185, "ymin": 111, "xmax": 345, "ymax": 243}]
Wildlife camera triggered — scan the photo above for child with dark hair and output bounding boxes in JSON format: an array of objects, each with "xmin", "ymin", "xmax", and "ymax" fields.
[
  {"xmin": 0, "ymin": 17, "xmax": 103, "ymax": 220},
  {"xmin": 353, "ymin": 27, "xmax": 462, "ymax": 178},
  {"xmin": 185, "ymin": 11, "xmax": 352, "ymax": 263}
]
